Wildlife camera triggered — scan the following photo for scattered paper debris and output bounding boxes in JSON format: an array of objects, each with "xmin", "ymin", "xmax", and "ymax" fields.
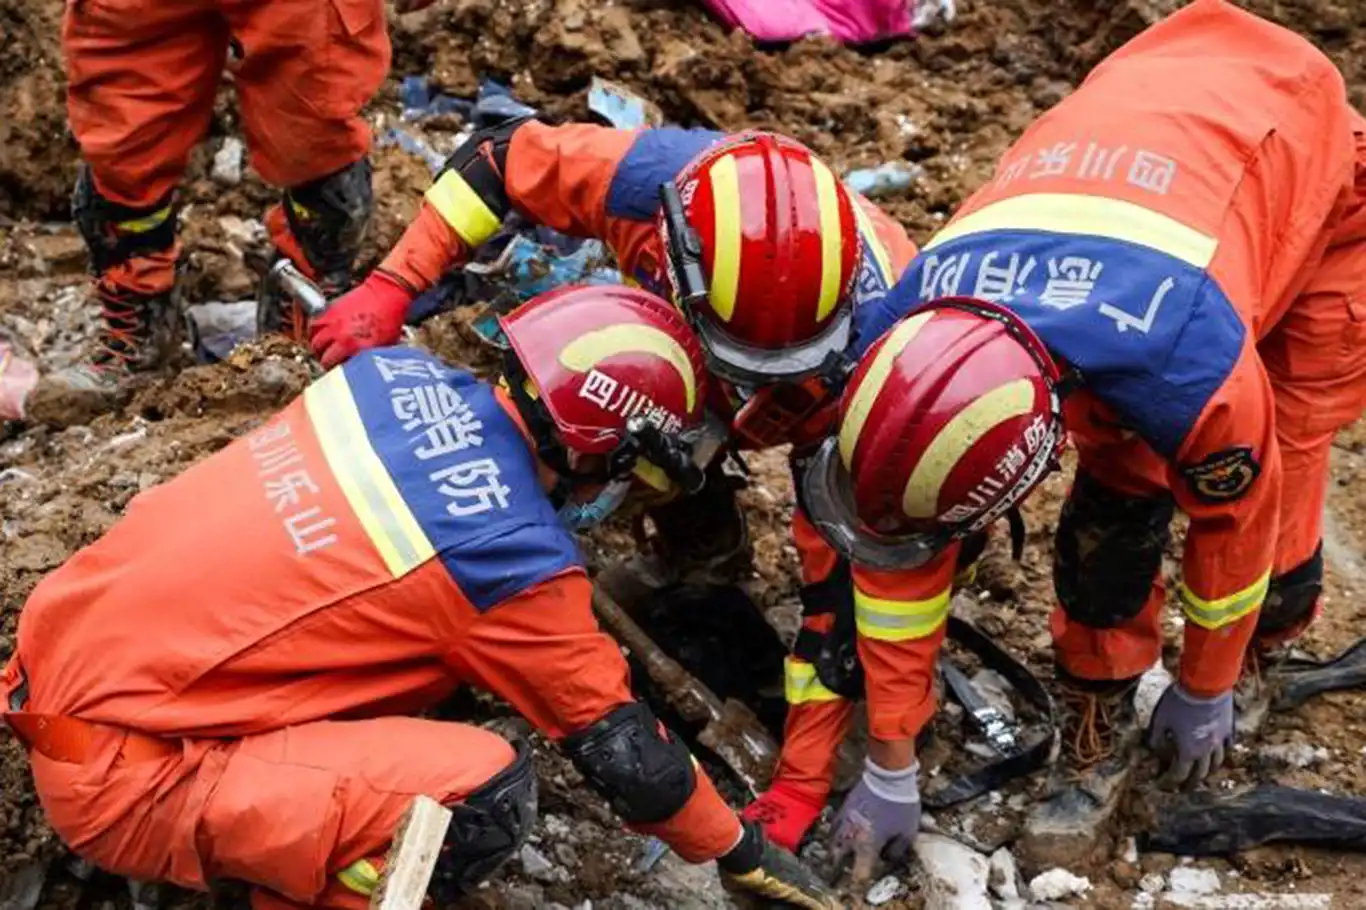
[
  {"xmin": 913, "ymin": 833, "xmax": 991, "ymax": 909},
  {"xmin": 1168, "ymin": 866, "xmax": 1221, "ymax": 896}
]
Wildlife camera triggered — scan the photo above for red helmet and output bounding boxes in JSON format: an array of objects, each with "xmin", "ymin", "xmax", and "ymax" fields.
[
  {"xmin": 657, "ymin": 131, "xmax": 863, "ymax": 386},
  {"xmin": 802, "ymin": 297, "xmax": 1067, "ymax": 569},
  {"xmin": 500, "ymin": 284, "xmax": 711, "ymax": 497}
]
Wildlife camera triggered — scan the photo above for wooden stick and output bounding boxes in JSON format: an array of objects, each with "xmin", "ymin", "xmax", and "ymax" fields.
[{"xmin": 369, "ymin": 796, "xmax": 454, "ymax": 910}]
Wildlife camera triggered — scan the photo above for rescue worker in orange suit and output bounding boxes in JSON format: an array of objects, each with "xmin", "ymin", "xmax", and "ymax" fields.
[
  {"xmin": 40, "ymin": 0, "xmax": 435, "ymax": 403},
  {"xmin": 2, "ymin": 286, "xmax": 839, "ymax": 910},
  {"xmin": 305, "ymin": 123, "xmax": 970, "ymax": 862},
  {"xmin": 787, "ymin": 0, "xmax": 1366, "ymax": 866}
]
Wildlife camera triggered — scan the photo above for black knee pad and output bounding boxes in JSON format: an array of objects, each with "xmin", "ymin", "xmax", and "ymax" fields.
[
  {"xmin": 793, "ymin": 559, "xmax": 864, "ymax": 699},
  {"xmin": 561, "ymin": 702, "xmax": 696, "ymax": 825},
  {"xmin": 1257, "ymin": 544, "xmax": 1324, "ymax": 638},
  {"xmin": 72, "ymin": 164, "xmax": 178, "ymax": 275},
  {"xmin": 1054, "ymin": 471, "xmax": 1174, "ymax": 629},
  {"xmin": 282, "ymin": 157, "xmax": 374, "ymax": 287},
  {"xmin": 431, "ymin": 738, "xmax": 537, "ymax": 899}
]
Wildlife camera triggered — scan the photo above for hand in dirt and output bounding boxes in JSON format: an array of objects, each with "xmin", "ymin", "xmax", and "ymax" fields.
[
  {"xmin": 719, "ymin": 821, "xmax": 841, "ymax": 910},
  {"xmin": 829, "ymin": 759, "xmax": 920, "ymax": 888},
  {"xmin": 1147, "ymin": 683, "xmax": 1234, "ymax": 788},
  {"xmin": 392, "ymin": 0, "xmax": 438, "ymax": 12},
  {"xmin": 308, "ymin": 270, "xmax": 414, "ymax": 368},
  {"xmin": 741, "ymin": 781, "xmax": 827, "ymax": 853}
]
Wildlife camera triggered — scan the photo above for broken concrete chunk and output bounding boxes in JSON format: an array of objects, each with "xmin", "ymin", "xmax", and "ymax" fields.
[
  {"xmin": 1134, "ymin": 660, "xmax": 1175, "ymax": 728},
  {"xmin": 988, "ymin": 847, "xmax": 1020, "ymax": 900},
  {"xmin": 518, "ymin": 843, "xmax": 556, "ymax": 881},
  {"xmin": 1028, "ymin": 867, "xmax": 1092, "ymax": 901},
  {"xmin": 1167, "ymin": 866, "xmax": 1220, "ymax": 896},
  {"xmin": 1139, "ymin": 872, "xmax": 1167, "ymax": 894},
  {"xmin": 913, "ymin": 833, "xmax": 991, "ymax": 909},
  {"xmin": 212, "ymin": 137, "xmax": 245, "ymax": 186},
  {"xmin": 865, "ymin": 875, "xmax": 904, "ymax": 906}
]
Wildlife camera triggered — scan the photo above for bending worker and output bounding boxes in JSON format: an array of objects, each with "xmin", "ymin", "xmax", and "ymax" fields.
[
  {"xmin": 305, "ymin": 120, "xmax": 966, "ymax": 869},
  {"xmin": 776, "ymin": 0, "xmax": 1366, "ymax": 868},
  {"xmin": 3, "ymin": 285, "xmax": 837, "ymax": 910}
]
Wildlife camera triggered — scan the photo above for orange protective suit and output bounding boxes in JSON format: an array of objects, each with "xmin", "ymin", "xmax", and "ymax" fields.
[
  {"xmin": 880, "ymin": 0, "xmax": 1366, "ymax": 700},
  {"xmin": 62, "ymin": 0, "xmax": 390, "ymax": 297},
  {"xmin": 2, "ymin": 347, "xmax": 742, "ymax": 910},
  {"xmin": 376, "ymin": 123, "xmax": 929, "ymax": 811}
]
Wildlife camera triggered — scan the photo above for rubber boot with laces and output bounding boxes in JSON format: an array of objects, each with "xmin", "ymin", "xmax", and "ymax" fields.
[
  {"xmin": 26, "ymin": 284, "xmax": 180, "ymax": 425},
  {"xmin": 1018, "ymin": 669, "xmax": 1142, "ymax": 871}
]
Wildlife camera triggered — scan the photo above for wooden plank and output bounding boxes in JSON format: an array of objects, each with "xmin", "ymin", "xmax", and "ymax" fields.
[{"xmin": 369, "ymin": 796, "xmax": 453, "ymax": 910}]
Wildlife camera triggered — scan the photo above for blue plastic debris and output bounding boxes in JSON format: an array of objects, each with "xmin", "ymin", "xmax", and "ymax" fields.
[
  {"xmin": 588, "ymin": 77, "xmax": 663, "ymax": 129},
  {"xmin": 380, "ymin": 125, "xmax": 447, "ymax": 173},
  {"xmin": 843, "ymin": 161, "xmax": 923, "ymax": 197},
  {"xmin": 400, "ymin": 75, "xmax": 471, "ymax": 122}
]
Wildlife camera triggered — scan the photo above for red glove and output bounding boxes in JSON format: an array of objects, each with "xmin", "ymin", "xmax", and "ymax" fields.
[
  {"xmin": 741, "ymin": 780, "xmax": 827, "ymax": 852},
  {"xmin": 309, "ymin": 270, "xmax": 415, "ymax": 369}
]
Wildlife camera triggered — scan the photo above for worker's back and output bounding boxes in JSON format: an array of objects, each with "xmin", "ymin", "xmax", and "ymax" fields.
[{"xmin": 14, "ymin": 349, "xmax": 582, "ymax": 737}]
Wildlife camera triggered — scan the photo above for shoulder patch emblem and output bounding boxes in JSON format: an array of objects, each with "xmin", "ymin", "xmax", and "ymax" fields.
[{"xmin": 1180, "ymin": 446, "xmax": 1260, "ymax": 503}]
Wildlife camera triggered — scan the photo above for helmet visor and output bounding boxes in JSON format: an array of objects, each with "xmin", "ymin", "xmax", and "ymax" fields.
[
  {"xmin": 799, "ymin": 437, "xmax": 952, "ymax": 571},
  {"xmin": 693, "ymin": 309, "xmax": 853, "ymax": 387}
]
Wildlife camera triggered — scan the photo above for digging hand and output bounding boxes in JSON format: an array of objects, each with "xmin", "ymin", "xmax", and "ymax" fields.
[
  {"xmin": 741, "ymin": 780, "xmax": 827, "ymax": 853},
  {"xmin": 308, "ymin": 270, "xmax": 414, "ymax": 368},
  {"xmin": 719, "ymin": 821, "xmax": 841, "ymax": 910},
  {"xmin": 1147, "ymin": 683, "xmax": 1234, "ymax": 788},
  {"xmin": 829, "ymin": 759, "xmax": 920, "ymax": 886}
]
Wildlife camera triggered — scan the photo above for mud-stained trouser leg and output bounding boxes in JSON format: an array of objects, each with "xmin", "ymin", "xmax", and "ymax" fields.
[
  {"xmin": 1259, "ymin": 141, "xmax": 1366, "ymax": 648},
  {"xmin": 29, "ymin": 717, "xmax": 526, "ymax": 910},
  {"xmin": 1050, "ymin": 450, "xmax": 1176, "ymax": 684}
]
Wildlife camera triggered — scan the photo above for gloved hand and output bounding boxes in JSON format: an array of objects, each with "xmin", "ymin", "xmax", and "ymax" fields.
[
  {"xmin": 829, "ymin": 759, "xmax": 920, "ymax": 878},
  {"xmin": 718, "ymin": 821, "xmax": 839, "ymax": 910},
  {"xmin": 741, "ymin": 780, "xmax": 827, "ymax": 852},
  {"xmin": 1146, "ymin": 683, "xmax": 1234, "ymax": 787},
  {"xmin": 308, "ymin": 270, "xmax": 414, "ymax": 369}
]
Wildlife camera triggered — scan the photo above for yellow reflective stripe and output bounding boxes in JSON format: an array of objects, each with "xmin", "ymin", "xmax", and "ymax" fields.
[
  {"xmin": 336, "ymin": 858, "xmax": 380, "ymax": 896},
  {"xmin": 305, "ymin": 371, "xmax": 435, "ymax": 577},
  {"xmin": 924, "ymin": 192, "xmax": 1218, "ymax": 268},
  {"xmin": 851, "ymin": 200, "xmax": 894, "ymax": 285},
  {"xmin": 1180, "ymin": 570, "xmax": 1271, "ymax": 630},
  {"xmin": 707, "ymin": 154, "xmax": 743, "ymax": 323},
  {"xmin": 838, "ymin": 311, "xmax": 934, "ymax": 467},
  {"xmin": 425, "ymin": 170, "xmax": 502, "ymax": 247},
  {"xmin": 902, "ymin": 378, "xmax": 1035, "ymax": 519},
  {"xmin": 854, "ymin": 585, "xmax": 951, "ymax": 642},
  {"xmin": 784, "ymin": 658, "xmax": 843, "ymax": 705},
  {"xmin": 954, "ymin": 562, "xmax": 978, "ymax": 590},
  {"xmin": 115, "ymin": 205, "xmax": 173, "ymax": 234},
  {"xmin": 810, "ymin": 157, "xmax": 844, "ymax": 321}
]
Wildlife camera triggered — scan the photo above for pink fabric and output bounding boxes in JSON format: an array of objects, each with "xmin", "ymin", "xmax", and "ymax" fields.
[{"xmin": 701, "ymin": 0, "xmax": 913, "ymax": 43}]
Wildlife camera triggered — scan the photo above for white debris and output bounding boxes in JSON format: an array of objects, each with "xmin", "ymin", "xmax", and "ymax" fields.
[
  {"xmin": 518, "ymin": 843, "xmax": 555, "ymax": 880},
  {"xmin": 913, "ymin": 833, "xmax": 992, "ymax": 909},
  {"xmin": 1122, "ymin": 837, "xmax": 1139, "ymax": 863},
  {"xmin": 212, "ymin": 137, "xmax": 245, "ymax": 185},
  {"xmin": 1167, "ymin": 867, "xmax": 1221, "ymax": 896},
  {"xmin": 968, "ymin": 668, "xmax": 1016, "ymax": 720},
  {"xmin": 988, "ymin": 848, "xmax": 1020, "ymax": 900},
  {"xmin": 866, "ymin": 875, "xmax": 905, "ymax": 906},
  {"xmin": 218, "ymin": 215, "xmax": 267, "ymax": 248},
  {"xmin": 1028, "ymin": 868, "xmax": 1092, "ymax": 901},
  {"xmin": 1140, "ymin": 873, "xmax": 1167, "ymax": 894},
  {"xmin": 1260, "ymin": 742, "xmax": 1330, "ymax": 769},
  {"xmin": 1162, "ymin": 894, "xmax": 1331, "ymax": 909},
  {"xmin": 1135, "ymin": 660, "xmax": 1175, "ymax": 728}
]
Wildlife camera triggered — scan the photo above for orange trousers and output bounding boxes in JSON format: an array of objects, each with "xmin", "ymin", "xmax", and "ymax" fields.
[
  {"xmin": 28, "ymin": 717, "xmax": 515, "ymax": 910},
  {"xmin": 1054, "ymin": 196, "xmax": 1366, "ymax": 682},
  {"xmin": 62, "ymin": 0, "xmax": 390, "ymax": 208}
]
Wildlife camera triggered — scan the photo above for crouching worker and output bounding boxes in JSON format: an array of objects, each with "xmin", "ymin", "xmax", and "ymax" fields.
[{"xmin": 2, "ymin": 285, "xmax": 837, "ymax": 910}]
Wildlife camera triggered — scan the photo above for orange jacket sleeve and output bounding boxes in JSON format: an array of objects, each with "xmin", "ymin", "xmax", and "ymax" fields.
[
  {"xmin": 379, "ymin": 122, "xmax": 646, "ymax": 292},
  {"xmin": 448, "ymin": 571, "xmax": 742, "ymax": 863},
  {"xmin": 852, "ymin": 545, "xmax": 958, "ymax": 743},
  {"xmin": 1169, "ymin": 342, "xmax": 1281, "ymax": 696}
]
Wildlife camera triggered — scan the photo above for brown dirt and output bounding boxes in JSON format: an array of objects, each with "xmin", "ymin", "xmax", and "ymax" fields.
[{"xmin": 4, "ymin": 0, "xmax": 1366, "ymax": 907}]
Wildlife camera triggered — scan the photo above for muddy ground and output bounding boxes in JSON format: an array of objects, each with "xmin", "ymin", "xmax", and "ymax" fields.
[{"xmin": 4, "ymin": 0, "xmax": 1366, "ymax": 907}]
